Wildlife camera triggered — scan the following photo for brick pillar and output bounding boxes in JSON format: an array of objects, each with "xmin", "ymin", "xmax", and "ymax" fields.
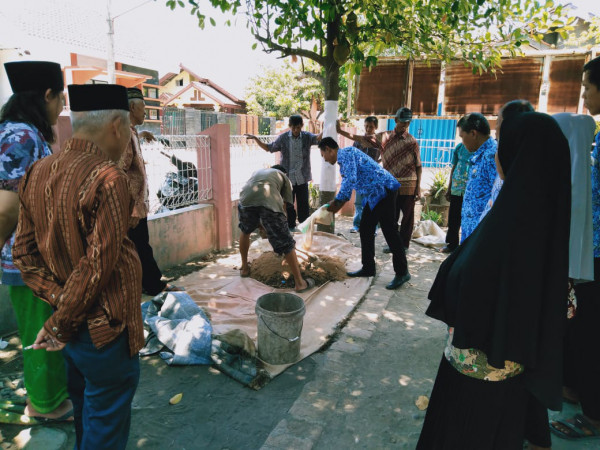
[{"xmin": 200, "ymin": 124, "xmax": 232, "ymax": 250}]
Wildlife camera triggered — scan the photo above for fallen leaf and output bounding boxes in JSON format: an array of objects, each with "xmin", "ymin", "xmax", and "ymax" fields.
[
  {"xmin": 415, "ymin": 395, "xmax": 429, "ymax": 410},
  {"xmin": 169, "ymin": 393, "xmax": 183, "ymax": 405}
]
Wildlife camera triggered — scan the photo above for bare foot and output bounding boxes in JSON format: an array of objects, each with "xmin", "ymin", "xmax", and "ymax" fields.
[
  {"xmin": 551, "ymin": 414, "xmax": 600, "ymax": 438},
  {"xmin": 25, "ymin": 398, "xmax": 74, "ymax": 421},
  {"xmin": 562, "ymin": 386, "xmax": 579, "ymax": 404},
  {"xmin": 240, "ymin": 265, "xmax": 250, "ymax": 278},
  {"xmin": 294, "ymin": 279, "xmax": 308, "ymax": 292}
]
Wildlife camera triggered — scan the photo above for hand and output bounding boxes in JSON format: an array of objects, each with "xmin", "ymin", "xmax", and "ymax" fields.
[
  {"xmin": 414, "ymin": 189, "xmax": 421, "ymax": 201},
  {"xmin": 244, "ymin": 133, "xmax": 256, "ymax": 141},
  {"xmin": 138, "ymin": 131, "xmax": 156, "ymax": 142},
  {"xmin": 327, "ymin": 202, "xmax": 342, "ymax": 213},
  {"xmin": 33, "ymin": 326, "xmax": 66, "ymax": 352}
]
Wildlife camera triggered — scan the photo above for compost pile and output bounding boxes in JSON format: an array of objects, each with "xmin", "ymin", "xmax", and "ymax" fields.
[{"xmin": 249, "ymin": 251, "xmax": 347, "ymax": 288}]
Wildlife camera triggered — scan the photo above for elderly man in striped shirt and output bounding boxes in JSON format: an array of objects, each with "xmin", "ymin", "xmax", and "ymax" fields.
[{"xmin": 13, "ymin": 84, "xmax": 143, "ymax": 450}]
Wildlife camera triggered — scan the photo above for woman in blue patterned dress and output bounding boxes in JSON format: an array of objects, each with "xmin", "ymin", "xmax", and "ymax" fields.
[{"xmin": 0, "ymin": 61, "xmax": 72, "ymax": 421}]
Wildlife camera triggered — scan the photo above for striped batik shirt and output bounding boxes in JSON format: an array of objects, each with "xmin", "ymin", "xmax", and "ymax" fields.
[{"xmin": 13, "ymin": 138, "xmax": 144, "ymax": 356}]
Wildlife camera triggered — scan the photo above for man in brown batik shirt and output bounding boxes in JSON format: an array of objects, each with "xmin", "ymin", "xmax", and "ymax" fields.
[{"xmin": 13, "ymin": 84, "xmax": 143, "ymax": 450}]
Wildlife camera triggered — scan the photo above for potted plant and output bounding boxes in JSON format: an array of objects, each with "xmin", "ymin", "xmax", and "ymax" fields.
[{"xmin": 423, "ymin": 168, "xmax": 451, "ymax": 226}]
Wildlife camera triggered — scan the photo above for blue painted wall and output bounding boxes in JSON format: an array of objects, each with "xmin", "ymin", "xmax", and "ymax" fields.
[{"xmin": 386, "ymin": 118, "xmax": 458, "ymax": 167}]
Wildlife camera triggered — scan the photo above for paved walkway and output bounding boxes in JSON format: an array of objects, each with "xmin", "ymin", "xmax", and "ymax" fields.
[{"xmin": 0, "ymin": 216, "xmax": 595, "ymax": 449}]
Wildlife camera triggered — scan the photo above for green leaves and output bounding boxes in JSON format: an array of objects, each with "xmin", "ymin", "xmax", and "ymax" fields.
[{"xmin": 170, "ymin": 0, "xmax": 577, "ymax": 101}]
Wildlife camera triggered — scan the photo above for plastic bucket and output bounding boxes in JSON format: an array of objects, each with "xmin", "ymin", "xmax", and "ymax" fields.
[{"xmin": 255, "ymin": 293, "xmax": 306, "ymax": 365}]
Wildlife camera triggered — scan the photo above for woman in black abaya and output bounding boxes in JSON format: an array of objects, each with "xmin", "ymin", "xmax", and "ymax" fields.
[{"xmin": 417, "ymin": 112, "xmax": 571, "ymax": 450}]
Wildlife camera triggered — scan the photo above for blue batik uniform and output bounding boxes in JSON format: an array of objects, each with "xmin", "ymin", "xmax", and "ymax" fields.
[
  {"xmin": 335, "ymin": 147, "xmax": 400, "ymax": 208},
  {"xmin": 460, "ymin": 137, "xmax": 497, "ymax": 242},
  {"xmin": 334, "ymin": 146, "xmax": 408, "ymax": 277}
]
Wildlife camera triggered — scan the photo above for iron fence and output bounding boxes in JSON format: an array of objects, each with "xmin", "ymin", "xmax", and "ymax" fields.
[
  {"xmin": 230, "ymin": 135, "xmax": 278, "ymax": 200},
  {"xmin": 141, "ymin": 135, "xmax": 212, "ymax": 215},
  {"xmin": 162, "ymin": 109, "xmax": 276, "ymax": 136},
  {"xmin": 417, "ymin": 138, "xmax": 457, "ymax": 168}
]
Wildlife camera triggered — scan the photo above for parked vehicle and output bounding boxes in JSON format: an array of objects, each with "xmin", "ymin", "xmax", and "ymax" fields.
[{"xmin": 157, "ymin": 150, "xmax": 199, "ymax": 210}]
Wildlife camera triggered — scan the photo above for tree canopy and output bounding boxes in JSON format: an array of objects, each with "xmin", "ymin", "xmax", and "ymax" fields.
[
  {"xmin": 168, "ymin": 0, "xmax": 573, "ymax": 101},
  {"xmin": 244, "ymin": 59, "xmax": 348, "ymax": 119}
]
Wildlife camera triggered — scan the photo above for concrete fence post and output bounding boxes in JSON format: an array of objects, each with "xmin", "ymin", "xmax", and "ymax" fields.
[{"xmin": 200, "ymin": 124, "xmax": 233, "ymax": 250}]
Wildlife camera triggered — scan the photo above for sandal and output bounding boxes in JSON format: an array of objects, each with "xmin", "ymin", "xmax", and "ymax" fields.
[
  {"xmin": 550, "ymin": 414, "xmax": 600, "ymax": 441},
  {"xmin": 295, "ymin": 277, "xmax": 315, "ymax": 293},
  {"xmin": 32, "ymin": 409, "xmax": 74, "ymax": 423},
  {"xmin": 240, "ymin": 266, "xmax": 251, "ymax": 278}
]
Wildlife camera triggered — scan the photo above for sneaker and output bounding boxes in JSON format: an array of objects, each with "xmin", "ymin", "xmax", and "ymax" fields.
[
  {"xmin": 289, "ymin": 227, "xmax": 300, "ymax": 233},
  {"xmin": 350, "ymin": 227, "xmax": 359, "ymax": 233}
]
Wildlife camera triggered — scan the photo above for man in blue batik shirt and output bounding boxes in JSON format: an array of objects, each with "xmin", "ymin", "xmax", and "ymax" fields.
[
  {"xmin": 457, "ymin": 113, "xmax": 497, "ymax": 242},
  {"xmin": 319, "ymin": 137, "xmax": 410, "ymax": 290}
]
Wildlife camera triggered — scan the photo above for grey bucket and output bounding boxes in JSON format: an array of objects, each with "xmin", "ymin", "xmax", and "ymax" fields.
[{"xmin": 255, "ymin": 293, "xmax": 306, "ymax": 365}]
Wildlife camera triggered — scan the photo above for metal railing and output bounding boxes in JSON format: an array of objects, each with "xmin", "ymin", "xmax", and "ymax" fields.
[
  {"xmin": 141, "ymin": 135, "xmax": 212, "ymax": 215},
  {"xmin": 417, "ymin": 138, "xmax": 457, "ymax": 168},
  {"xmin": 230, "ymin": 135, "xmax": 278, "ymax": 200}
]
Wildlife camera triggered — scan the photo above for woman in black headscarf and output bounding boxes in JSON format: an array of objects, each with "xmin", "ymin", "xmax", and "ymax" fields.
[{"xmin": 417, "ymin": 112, "xmax": 571, "ymax": 450}]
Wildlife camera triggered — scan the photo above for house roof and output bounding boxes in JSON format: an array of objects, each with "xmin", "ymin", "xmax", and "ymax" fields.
[
  {"xmin": 159, "ymin": 72, "xmax": 178, "ymax": 86},
  {"xmin": 178, "ymin": 63, "xmax": 245, "ymax": 105},
  {"xmin": 163, "ymin": 81, "xmax": 244, "ymax": 110}
]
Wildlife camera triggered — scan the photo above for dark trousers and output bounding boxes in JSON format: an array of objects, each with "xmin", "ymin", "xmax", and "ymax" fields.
[
  {"xmin": 445, "ymin": 194, "xmax": 464, "ymax": 249},
  {"xmin": 360, "ymin": 189, "xmax": 408, "ymax": 276},
  {"xmin": 395, "ymin": 194, "xmax": 416, "ymax": 249},
  {"xmin": 62, "ymin": 326, "xmax": 140, "ymax": 450},
  {"xmin": 564, "ymin": 257, "xmax": 600, "ymax": 420},
  {"xmin": 285, "ymin": 183, "xmax": 310, "ymax": 228},
  {"xmin": 128, "ymin": 218, "xmax": 166, "ymax": 296}
]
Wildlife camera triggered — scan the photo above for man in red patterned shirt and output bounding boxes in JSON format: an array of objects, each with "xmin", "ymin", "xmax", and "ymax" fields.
[{"xmin": 369, "ymin": 108, "xmax": 421, "ymax": 251}]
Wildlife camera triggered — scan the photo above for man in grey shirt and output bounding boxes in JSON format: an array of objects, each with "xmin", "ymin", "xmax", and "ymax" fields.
[
  {"xmin": 245, "ymin": 115, "xmax": 321, "ymax": 229},
  {"xmin": 237, "ymin": 165, "xmax": 313, "ymax": 293}
]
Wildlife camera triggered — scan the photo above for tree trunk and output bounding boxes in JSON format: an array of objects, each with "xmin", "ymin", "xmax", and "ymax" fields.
[
  {"xmin": 324, "ymin": 19, "xmax": 341, "ymax": 101},
  {"xmin": 317, "ymin": 16, "xmax": 342, "ymax": 233}
]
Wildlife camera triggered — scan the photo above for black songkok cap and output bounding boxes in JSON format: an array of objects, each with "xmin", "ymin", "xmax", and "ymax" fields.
[
  {"xmin": 4, "ymin": 61, "xmax": 64, "ymax": 93},
  {"xmin": 127, "ymin": 88, "xmax": 144, "ymax": 100},
  {"xmin": 68, "ymin": 84, "xmax": 129, "ymax": 112}
]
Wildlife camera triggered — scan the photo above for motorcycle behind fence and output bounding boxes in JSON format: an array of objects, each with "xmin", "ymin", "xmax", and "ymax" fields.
[{"xmin": 157, "ymin": 149, "xmax": 199, "ymax": 211}]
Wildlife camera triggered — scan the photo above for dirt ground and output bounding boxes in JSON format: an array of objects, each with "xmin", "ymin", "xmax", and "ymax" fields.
[
  {"xmin": 248, "ymin": 251, "xmax": 347, "ymax": 289},
  {"xmin": 1, "ymin": 215, "xmax": 590, "ymax": 449}
]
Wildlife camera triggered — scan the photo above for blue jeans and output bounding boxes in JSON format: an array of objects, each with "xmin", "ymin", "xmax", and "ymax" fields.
[
  {"xmin": 353, "ymin": 191, "xmax": 363, "ymax": 230},
  {"xmin": 62, "ymin": 325, "xmax": 140, "ymax": 450}
]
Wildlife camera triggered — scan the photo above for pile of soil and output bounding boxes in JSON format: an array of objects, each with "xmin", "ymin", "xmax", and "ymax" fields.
[{"xmin": 249, "ymin": 251, "xmax": 347, "ymax": 289}]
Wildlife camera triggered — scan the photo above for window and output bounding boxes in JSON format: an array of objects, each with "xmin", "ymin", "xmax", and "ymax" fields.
[
  {"xmin": 147, "ymin": 109, "xmax": 159, "ymax": 120},
  {"xmin": 146, "ymin": 87, "xmax": 158, "ymax": 99},
  {"xmin": 176, "ymin": 79, "xmax": 184, "ymax": 87}
]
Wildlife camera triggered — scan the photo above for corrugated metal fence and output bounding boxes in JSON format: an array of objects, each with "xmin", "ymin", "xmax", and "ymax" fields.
[{"xmin": 387, "ymin": 118, "xmax": 457, "ymax": 168}]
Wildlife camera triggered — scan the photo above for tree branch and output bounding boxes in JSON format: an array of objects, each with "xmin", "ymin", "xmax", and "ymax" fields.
[
  {"xmin": 254, "ymin": 32, "xmax": 326, "ymax": 65},
  {"xmin": 298, "ymin": 70, "xmax": 325, "ymax": 85}
]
